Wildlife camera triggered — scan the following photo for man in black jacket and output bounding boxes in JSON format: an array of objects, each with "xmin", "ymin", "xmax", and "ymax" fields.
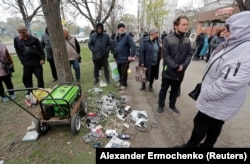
[
  {"xmin": 157, "ymin": 16, "xmax": 192, "ymax": 116},
  {"xmin": 88, "ymin": 23, "xmax": 111, "ymax": 85},
  {"xmin": 14, "ymin": 25, "xmax": 45, "ymax": 94}
]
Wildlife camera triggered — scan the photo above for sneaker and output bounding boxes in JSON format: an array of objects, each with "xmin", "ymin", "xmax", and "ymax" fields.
[
  {"xmin": 116, "ymin": 83, "xmax": 120, "ymax": 87},
  {"xmin": 2, "ymin": 97, "xmax": 9, "ymax": 102},
  {"xmin": 169, "ymin": 107, "xmax": 180, "ymax": 115},
  {"xmin": 119, "ymin": 86, "xmax": 126, "ymax": 90},
  {"xmin": 10, "ymin": 94, "xmax": 17, "ymax": 100},
  {"xmin": 157, "ymin": 107, "xmax": 164, "ymax": 116}
]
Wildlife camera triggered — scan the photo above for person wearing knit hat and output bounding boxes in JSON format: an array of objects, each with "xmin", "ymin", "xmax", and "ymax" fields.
[
  {"xmin": 139, "ymin": 26, "xmax": 161, "ymax": 92},
  {"xmin": 148, "ymin": 27, "xmax": 159, "ymax": 35},
  {"xmin": 117, "ymin": 23, "xmax": 125, "ymax": 30},
  {"xmin": 113, "ymin": 22, "xmax": 136, "ymax": 90}
]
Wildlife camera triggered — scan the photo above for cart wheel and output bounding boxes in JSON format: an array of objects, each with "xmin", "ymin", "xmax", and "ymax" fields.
[
  {"xmin": 79, "ymin": 99, "xmax": 87, "ymax": 116},
  {"xmin": 35, "ymin": 119, "xmax": 50, "ymax": 135},
  {"xmin": 71, "ymin": 114, "xmax": 81, "ymax": 135}
]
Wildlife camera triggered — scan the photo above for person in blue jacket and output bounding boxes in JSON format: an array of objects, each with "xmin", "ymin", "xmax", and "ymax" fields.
[{"xmin": 113, "ymin": 23, "xmax": 136, "ymax": 90}]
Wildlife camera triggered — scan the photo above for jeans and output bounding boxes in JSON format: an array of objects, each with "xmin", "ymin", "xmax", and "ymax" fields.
[
  {"xmin": 158, "ymin": 77, "xmax": 182, "ymax": 108},
  {"xmin": 70, "ymin": 60, "xmax": 80, "ymax": 81}
]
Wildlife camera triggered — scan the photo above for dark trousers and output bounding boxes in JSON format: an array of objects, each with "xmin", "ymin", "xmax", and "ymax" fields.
[
  {"xmin": 193, "ymin": 45, "xmax": 203, "ymax": 60},
  {"xmin": 48, "ymin": 59, "xmax": 57, "ymax": 80},
  {"xmin": 148, "ymin": 65, "xmax": 157, "ymax": 86},
  {"xmin": 0, "ymin": 75, "xmax": 14, "ymax": 97},
  {"xmin": 118, "ymin": 62, "xmax": 129, "ymax": 87},
  {"xmin": 158, "ymin": 77, "xmax": 182, "ymax": 108},
  {"xmin": 186, "ymin": 111, "xmax": 224, "ymax": 148},
  {"xmin": 23, "ymin": 65, "xmax": 44, "ymax": 89},
  {"xmin": 93, "ymin": 57, "xmax": 109, "ymax": 81}
]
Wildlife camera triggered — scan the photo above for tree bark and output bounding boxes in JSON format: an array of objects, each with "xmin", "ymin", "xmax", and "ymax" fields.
[
  {"xmin": 236, "ymin": 0, "xmax": 246, "ymax": 11},
  {"xmin": 245, "ymin": 0, "xmax": 250, "ymax": 10},
  {"xmin": 40, "ymin": 0, "xmax": 73, "ymax": 82}
]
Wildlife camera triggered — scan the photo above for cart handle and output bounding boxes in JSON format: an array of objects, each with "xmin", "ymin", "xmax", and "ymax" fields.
[{"xmin": 5, "ymin": 87, "xmax": 51, "ymax": 121}]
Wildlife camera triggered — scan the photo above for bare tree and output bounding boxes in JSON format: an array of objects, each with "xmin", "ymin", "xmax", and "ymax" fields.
[
  {"xmin": 120, "ymin": 14, "xmax": 137, "ymax": 33},
  {"xmin": 40, "ymin": 0, "xmax": 73, "ymax": 82},
  {"xmin": 67, "ymin": 0, "xmax": 116, "ymax": 28},
  {"xmin": 104, "ymin": 0, "xmax": 125, "ymax": 33},
  {"xmin": 236, "ymin": 0, "xmax": 250, "ymax": 11},
  {"xmin": 1, "ymin": 0, "xmax": 42, "ymax": 33}
]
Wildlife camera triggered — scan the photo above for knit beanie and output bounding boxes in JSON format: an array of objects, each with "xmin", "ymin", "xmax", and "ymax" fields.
[
  {"xmin": 117, "ymin": 23, "xmax": 126, "ymax": 29},
  {"xmin": 149, "ymin": 27, "xmax": 159, "ymax": 35}
]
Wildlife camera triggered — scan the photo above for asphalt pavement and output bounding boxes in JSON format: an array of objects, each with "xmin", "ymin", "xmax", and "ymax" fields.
[{"xmin": 126, "ymin": 59, "xmax": 250, "ymax": 148}]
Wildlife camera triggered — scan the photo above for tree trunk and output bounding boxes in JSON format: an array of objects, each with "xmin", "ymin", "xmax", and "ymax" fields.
[
  {"xmin": 40, "ymin": 0, "xmax": 73, "ymax": 82},
  {"xmin": 245, "ymin": 0, "xmax": 250, "ymax": 10},
  {"xmin": 237, "ymin": 0, "xmax": 246, "ymax": 11}
]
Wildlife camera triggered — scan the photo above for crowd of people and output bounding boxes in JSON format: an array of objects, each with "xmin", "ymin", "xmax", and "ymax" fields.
[{"xmin": 1, "ymin": 11, "xmax": 250, "ymax": 149}]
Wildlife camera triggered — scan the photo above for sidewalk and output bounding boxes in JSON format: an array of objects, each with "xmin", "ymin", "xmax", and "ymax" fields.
[{"xmin": 125, "ymin": 59, "xmax": 250, "ymax": 148}]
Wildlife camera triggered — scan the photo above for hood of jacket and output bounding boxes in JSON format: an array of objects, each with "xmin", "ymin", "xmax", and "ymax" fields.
[
  {"xmin": 96, "ymin": 23, "xmax": 104, "ymax": 34},
  {"xmin": 225, "ymin": 11, "xmax": 250, "ymax": 46}
]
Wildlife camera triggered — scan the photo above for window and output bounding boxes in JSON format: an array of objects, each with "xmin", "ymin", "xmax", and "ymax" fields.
[{"xmin": 216, "ymin": 22, "xmax": 224, "ymax": 27}]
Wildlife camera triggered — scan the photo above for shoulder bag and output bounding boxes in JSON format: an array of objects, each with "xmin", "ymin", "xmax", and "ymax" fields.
[{"xmin": 188, "ymin": 40, "xmax": 250, "ymax": 101}]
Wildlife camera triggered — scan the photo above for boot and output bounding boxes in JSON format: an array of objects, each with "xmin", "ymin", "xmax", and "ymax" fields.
[
  {"xmin": 149, "ymin": 84, "xmax": 153, "ymax": 92},
  {"xmin": 140, "ymin": 83, "xmax": 146, "ymax": 90}
]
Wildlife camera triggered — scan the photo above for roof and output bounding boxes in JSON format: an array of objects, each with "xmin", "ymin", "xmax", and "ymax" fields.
[{"xmin": 197, "ymin": 5, "xmax": 240, "ymax": 22}]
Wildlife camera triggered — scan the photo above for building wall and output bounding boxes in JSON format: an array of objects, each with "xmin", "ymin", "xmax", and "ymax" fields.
[
  {"xmin": 196, "ymin": 0, "xmax": 237, "ymax": 36},
  {"xmin": 204, "ymin": 0, "xmax": 235, "ymax": 11}
]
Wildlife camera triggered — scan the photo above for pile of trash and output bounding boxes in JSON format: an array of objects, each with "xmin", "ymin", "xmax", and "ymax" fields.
[{"xmin": 82, "ymin": 89, "xmax": 149, "ymax": 148}]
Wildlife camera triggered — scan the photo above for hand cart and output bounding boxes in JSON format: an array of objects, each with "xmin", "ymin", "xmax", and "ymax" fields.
[{"xmin": 6, "ymin": 83, "xmax": 88, "ymax": 136}]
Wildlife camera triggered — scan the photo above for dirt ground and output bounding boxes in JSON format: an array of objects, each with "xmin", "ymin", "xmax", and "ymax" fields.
[{"xmin": 1, "ymin": 59, "xmax": 250, "ymax": 163}]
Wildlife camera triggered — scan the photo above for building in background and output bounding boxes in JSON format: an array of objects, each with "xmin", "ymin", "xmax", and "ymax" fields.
[{"xmin": 196, "ymin": 0, "xmax": 239, "ymax": 35}]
